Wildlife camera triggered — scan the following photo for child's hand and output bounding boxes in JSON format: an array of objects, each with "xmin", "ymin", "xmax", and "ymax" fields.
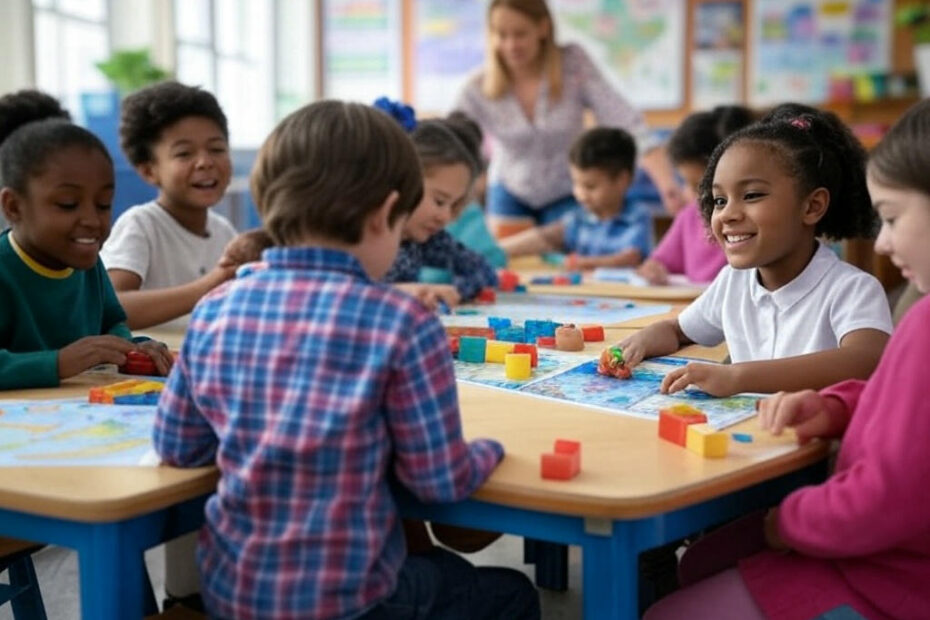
[
  {"xmin": 661, "ymin": 362, "xmax": 738, "ymax": 397},
  {"xmin": 394, "ymin": 283, "xmax": 460, "ymax": 312},
  {"xmin": 136, "ymin": 340, "xmax": 174, "ymax": 376},
  {"xmin": 58, "ymin": 335, "xmax": 135, "ymax": 380},
  {"xmin": 637, "ymin": 259, "xmax": 669, "ymax": 285},
  {"xmin": 615, "ymin": 332, "xmax": 649, "ymax": 368},
  {"xmin": 429, "ymin": 285, "xmax": 461, "ymax": 308},
  {"xmin": 757, "ymin": 390, "xmax": 836, "ymax": 444},
  {"xmin": 218, "ymin": 229, "xmax": 273, "ymax": 268}
]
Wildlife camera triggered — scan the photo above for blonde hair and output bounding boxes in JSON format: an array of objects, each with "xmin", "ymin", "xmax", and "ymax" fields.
[
  {"xmin": 483, "ymin": 0, "xmax": 562, "ymax": 100},
  {"xmin": 250, "ymin": 101, "xmax": 423, "ymax": 246}
]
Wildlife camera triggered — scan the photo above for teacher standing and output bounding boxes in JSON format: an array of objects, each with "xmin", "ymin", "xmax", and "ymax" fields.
[{"xmin": 454, "ymin": 0, "xmax": 684, "ymax": 237}]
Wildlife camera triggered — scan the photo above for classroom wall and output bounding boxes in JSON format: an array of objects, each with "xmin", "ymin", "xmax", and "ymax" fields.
[{"xmin": 0, "ymin": 0, "xmax": 34, "ymax": 94}]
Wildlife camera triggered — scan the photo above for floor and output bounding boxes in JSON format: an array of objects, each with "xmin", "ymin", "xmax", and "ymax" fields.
[{"xmin": 0, "ymin": 534, "xmax": 584, "ymax": 619}]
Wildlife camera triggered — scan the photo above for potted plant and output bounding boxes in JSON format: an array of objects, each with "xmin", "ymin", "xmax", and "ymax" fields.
[
  {"xmin": 897, "ymin": 3, "xmax": 930, "ymax": 96},
  {"xmin": 95, "ymin": 48, "xmax": 171, "ymax": 96}
]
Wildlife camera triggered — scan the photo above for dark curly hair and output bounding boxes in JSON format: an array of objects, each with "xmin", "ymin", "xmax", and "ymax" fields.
[
  {"xmin": 697, "ymin": 103, "xmax": 876, "ymax": 240},
  {"xmin": 0, "ymin": 90, "xmax": 109, "ymax": 194},
  {"xmin": 667, "ymin": 105, "xmax": 754, "ymax": 166},
  {"xmin": 569, "ymin": 127, "xmax": 637, "ymax": 177},
  {"xmin": 119, "ymin": 81, "xmax": 228, "ymax": 166}
]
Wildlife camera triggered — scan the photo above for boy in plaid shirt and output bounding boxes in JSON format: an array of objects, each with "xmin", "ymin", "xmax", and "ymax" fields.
[{"xmin": 153, "ymin": 101, "xmax": 539, "ymax": 620}]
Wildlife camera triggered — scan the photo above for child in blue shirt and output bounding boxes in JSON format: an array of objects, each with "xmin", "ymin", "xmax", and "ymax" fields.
[
  {"xmin": 154, "ymin": 100, "xmax": 539, "ymax": 620},
  {"xmin": 0, "ymin": 89, "xmax": 172, "ymax": 390},
  {"xmin": 501, "ymin": 127, "xmax": 652, "ymax": 270}
]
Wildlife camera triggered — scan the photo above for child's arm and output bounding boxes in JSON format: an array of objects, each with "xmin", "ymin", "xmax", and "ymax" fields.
[
  {"xmin": 153, "ymin": 346, "xmax": 218, "ymax": 467},
  {"xmin": 571, "ymin": 248, "xmax": 642, "ymax": 270},
  {"xmin": 394, "ymin": 283, "xmax": 461, "ymax": 311},
  {"xmin": 440, "ymin": 233, "xmax": 498, "ymax": 300},
  {"xmin": 109, "ymin": 266, "xmax": 235, "ymax": 330},
  {"xmin": 661, "ymin": 328, "xmax": 889, "ymax": 397},
  {"xmin": 218, "ymin": 228, "xmax": 273, "ymax": 268},
  {"xmin": 637, "ymin": 258, "xmax": 670, "ymax": 285},
  {"xmin": 616, "ymin": 318, "xmax": 694, "ymax": 368},
  {"xmin": 386, "ymin": 310, "xmax": 503, "ymax": 502},
  {"xmin": 757, "ymin": 388, "xmax": 854, "ymax": 444},
  {"xmin": 499, "ymin": 221, "xmax": 565, "ymax": 257}
]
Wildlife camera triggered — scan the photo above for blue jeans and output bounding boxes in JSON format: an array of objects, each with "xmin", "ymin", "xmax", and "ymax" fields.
[
  {"xmin": 487, "ymin": 183, "xmax": 580, "ymax": 225},
  {"xmin": 359, "ymin": 548, "xmax": 540, "ymax": 620}
]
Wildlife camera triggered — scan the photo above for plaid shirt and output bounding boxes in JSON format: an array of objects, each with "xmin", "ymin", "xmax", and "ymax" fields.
[
  {"xmin": 383, "ymin": 230, "xmax": 498, "ymax": 300},
  {"xmin": 562, "ymin": 198, "xmax": 653, "ymax": 258},
  {"xmin": 154, "ymin": 246, "xmax": 504, "ymax": 620}
]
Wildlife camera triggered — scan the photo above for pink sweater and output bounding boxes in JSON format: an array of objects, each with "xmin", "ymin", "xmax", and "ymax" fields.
[
  {"xmin": 650, "ymin": 202, "xmax": 726, "ymax": 283},
  {"xmin": 740, "ymin": 294, "xmax": 930, "ymax": 619}
]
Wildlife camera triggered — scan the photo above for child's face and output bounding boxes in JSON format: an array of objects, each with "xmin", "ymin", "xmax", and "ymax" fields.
[
  {"xmin": 405, "ymin": 163, "xmax": 472, "ymax": 242},
  {"xmin": 139, "ymin": 116, "xmax": 232, "ymax": 212},
  {"xmin": 2, "ymin": 145, "xmax": 114, "ymax": 270},
  {"xmin": 710, "ymin": 142, "xmax": 821, "ymax": 282},
  {"xmin": 570, "ymin": 166, "xmax": 631, "ymax": 219},
  {"xmin": 676, "ymin": 160, "xmax": 706, "ymax": 204},
  {"xmin": 870, "ymin": 174, "xmax": 930, "ymax": 293}
]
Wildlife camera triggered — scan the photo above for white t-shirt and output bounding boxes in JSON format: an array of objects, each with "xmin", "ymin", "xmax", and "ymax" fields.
[
  {"xmin": 678, "ymin": 242, "xmax": 892, "ymax": 363},
  {"xmin": 100, "ymin": 201, "xmax": 237, "ymax": 289}
]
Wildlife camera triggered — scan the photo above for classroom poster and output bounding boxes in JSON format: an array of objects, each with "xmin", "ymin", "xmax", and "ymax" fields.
[
  {"xmin": 750, "ymin": 0, "xmax": 890, "ymax": 106},
  {"xmin": 692, "ymin": 1, "xmax": 745, "ymax": 108},
  {"xmin": 323, "ymin": 0, "xmax": 403, "ymax": 103},
  {"xmin": 414, "ymin": 1, "xmax": 486, "ymax": 113},
  {"xmin": 551, "ymin": 0, "xmax": 686, "ymax": 109}
]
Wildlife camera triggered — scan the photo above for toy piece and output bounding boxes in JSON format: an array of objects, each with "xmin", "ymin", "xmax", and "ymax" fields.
[
  {"xmin": 686, "ymin": 424, "xmax": 729, "ymax": 458},
  {"xmin": 552, "ymin": 275, "xmax": 571, "ymax": 285},
  {"xmin": 731, "ymin": 432, "xmax": 753, "ymax": 443},
  {"xmin": 567, "ymin": 272, "xmax": 583, "ymax": 285},
  {"xmin": 445, "ymin": 326, "xmax": 495, "ymax": 339},
  {"xmin": 513, "ymin": 284, "xmax": 527, "ymax": 293},
  {"xmin": 658, "ymin": 405, "xmax": 707, "ymax": 446},
  {"xmin": 120, "ymin": 350, "xmax": 157, "ymax": 375},
  {"xmin": 476, "ymin": 287, "xmax": 496, "ymax": 303},
  {"xmin": 89, "ymin": 379, "xmax": 164, "ymax": 404},
  {"xmin": 530, "ymin": 275, "xmax": 554, "ymax": 285},
  {"xmin": 418, "ymin": 266, "xmax": 453, "ymax": 284},
  {"xmin": 581, "ymin": 325, "xmax": 605, "ymax": 342},
  {"xmin": 496, "ymin": 326, "xmax": 526, "ymax": 343},
  {"xmin": 554, "ymin": 324, "xmax": 585, "ymax": 351},
  {"xmin": 485, "ymin": 340, "xmax": 514, "ymax": 363},
  {"xmin": 597, "ymin": 346, "xmax": 632, "ymax": 379},
  {"xmin": 488, "ymin": 317, "xmax": 512, "ymax": 330},
  {"xmin": 458, "ymin": 336, "xmax": 487, "ymax": 363},
  {"xmin": 448, "ymin": 335, "xmax": 460, "ymax": 356},
  {"xmin": 504, "ymin": 353, "xmax": 532, "ymax": 380},
  {"xmin": 540, "ymin": 438, "xmax": 581, "ymax": 480},
  {"xmin": 565, "ymin": 253, "xmax": 579, "ymax": 270},
  {"xmin": 454, "ymin": 309, "xmax": 480, "ymax": 315},
  {"xmin": 513, "ymin": 343, "xmax": 538, "ymax": 367},
  {"xmin": 497, "ymin": 269, "xmax": 519, "ymax": 292},
  {"xmin": 541, "ymin": 252, "xmax": 566, "ymax": 266},
  {"xmin": 536, "ymin": 336, "xmax": 556, "ymax": 348}
]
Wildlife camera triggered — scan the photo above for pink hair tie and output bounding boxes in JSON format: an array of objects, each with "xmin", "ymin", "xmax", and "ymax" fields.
[{"xmin": 789, "ymin": 117, "xmax": 811, "ymax": 130}]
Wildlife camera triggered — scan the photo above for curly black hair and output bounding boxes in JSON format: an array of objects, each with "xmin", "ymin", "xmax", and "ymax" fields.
[
  {"xmin": 667, "ymin": 105, "xmax": 754, "ymax": 166},
  {"xmin": 0, "ymin": 90, "xmax": 109, "ymax": 193},
  {"xmin": 569, "ymin": 127, "xmax": 637, "ymax": 177},
  {"xmin": 697, "ymin": 103, "xmax": 876, "ymax": 240},
  {"xmin": 119, "ymin": 81, "xmax": 228, "ymax": 166}
]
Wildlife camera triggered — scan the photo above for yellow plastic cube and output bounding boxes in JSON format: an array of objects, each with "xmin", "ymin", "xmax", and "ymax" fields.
[
  {"xmin": 504, "ymin": 353, "xmax": 532, "ymax": 380},
  {"xmin": 486, "ymin": 340, "xmax": 514, "ymax": 363},
  {"xmin": 685, "ymin": 423, "xmax": 729, "ymax": 458}
]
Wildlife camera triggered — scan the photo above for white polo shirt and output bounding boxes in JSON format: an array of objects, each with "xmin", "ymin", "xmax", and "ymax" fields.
[
  {"xmin": 100, "ymin": 201, "xmax": 237, "ymax": 289},
  {"xmin": 678, "ymin": 242, "xmax": 892, "ymax": 363}
]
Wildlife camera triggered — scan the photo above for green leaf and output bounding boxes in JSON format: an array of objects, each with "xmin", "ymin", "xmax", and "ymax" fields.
[{"xmin": 94, "ymin": 48, "xmax": 172, "ymax": 95}]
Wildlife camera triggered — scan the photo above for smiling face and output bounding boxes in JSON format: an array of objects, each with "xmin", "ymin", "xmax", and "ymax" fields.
[
  {"xmin": 2, "ymin": 145, "xmax": 114, "ymax": 270},
  {"xmin": 404, "ymin": 163, "xmax": 472, "ymax": 243},
  {"xmin": 869, "ymin": 173, "xmax": 930, "ymax": 293},
  {"xmin": 709, "ymin": 141, "xmax": 826, "ymax": 289},
  {"xmin": 489, "ymin": 6, "xmax": 549, "ymax": 74},
  {"xmin": 139, "ymin": 116, "xmax": 232, "ymax": 214}
]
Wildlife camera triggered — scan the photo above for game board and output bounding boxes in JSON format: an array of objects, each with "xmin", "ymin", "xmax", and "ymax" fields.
[
  {"xmin": 442, "ymin": 293, "xmax": 670, "ymax": 327},
  {"xmin": 513, "ymin": 357, "xmax": 759, "ymax": 429},
  {"xmin": 591, "ymin": 267, "xmax": 705, "ymax": 289},
  {"xmin": 454, "ymin": 350, "xmax": 587, "ymax": 391},
  {"xmin": 0, "ymin": 399, "xmax": 156, "ymax": 466}
]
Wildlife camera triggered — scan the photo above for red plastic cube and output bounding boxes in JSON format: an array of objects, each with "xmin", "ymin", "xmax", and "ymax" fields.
[
  {"xmin": 658, "ymin": 408, "xmax": 708, "ymax": 446},
  {"xmin": 513, "ymin": 343, "xmax": 538, "ymax": 367}
]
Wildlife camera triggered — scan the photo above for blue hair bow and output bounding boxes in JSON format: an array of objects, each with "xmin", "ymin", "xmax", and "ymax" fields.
[{"xmin": 373, "ymin": 96, "xmax": 417, "ymax": 132}]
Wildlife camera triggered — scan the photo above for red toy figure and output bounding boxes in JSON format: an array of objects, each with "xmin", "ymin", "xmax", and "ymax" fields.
[
  {"xmin": 597, "ymin": 346, "xmax": 632, "ymax": 379},
  {"xmin": 120, "ymin": 350, "xmax": 157, "ymax": 375}
]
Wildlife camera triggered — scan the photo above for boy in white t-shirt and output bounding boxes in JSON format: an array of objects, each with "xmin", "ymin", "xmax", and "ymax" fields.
[
  {"xmin": 618, "ymin": 104, "xmax": 892, "ymax": 397},
  {"xmin": 101, "ymin": 81, "xmax": 268, "ymax": 330}
]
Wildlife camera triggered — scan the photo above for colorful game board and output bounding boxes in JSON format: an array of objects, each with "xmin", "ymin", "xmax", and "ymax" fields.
[
  {"xmin": 591, "ymin": 267, "xmax": 706, "ymax": 289},
  {"xmin": 0, "ymin": 399, "xmax": 156, "ymax": 466},
  {"xmin": 442, "ymin": 293, "xmax": 670, "ymax": 327},
  {"xmin": 513, "ymin": 357, "xmax": 759, "ymax": 430},
  {"xmin": 454, "ymin": 350, "xmax": 587, "ymax": 391}
]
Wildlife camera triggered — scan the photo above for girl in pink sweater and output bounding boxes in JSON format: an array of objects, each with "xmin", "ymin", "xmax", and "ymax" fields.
[
  {"xmin": 639, "ymin": 106, "xmax": 753, "ymax": 284},
  {"xmin": 645, "ymin": 99, "xmax": 930, "ymax": 619}
]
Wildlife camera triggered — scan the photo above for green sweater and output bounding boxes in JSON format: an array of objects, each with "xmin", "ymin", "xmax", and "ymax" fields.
[{"xmin": 0, "ymin": 230, "xmax": 132, "ymax": 389}]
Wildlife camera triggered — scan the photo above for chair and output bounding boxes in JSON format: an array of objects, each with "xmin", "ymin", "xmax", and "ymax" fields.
[{"xmin": 0, "ymin": 538, "xmax": 46, "ymax": 620}]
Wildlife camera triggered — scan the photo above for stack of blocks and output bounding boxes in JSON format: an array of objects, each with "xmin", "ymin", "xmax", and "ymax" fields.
[
  {"xmin": 658, "ymin": 404, "xmax": 729, "ymax": 458},
  {"xmin": 540, "ymin": 439, "xmax": 581, "ymax": 480},
  {"xmin": 89, "ymin": 379, "xmax": 164, "ymax": 405}
]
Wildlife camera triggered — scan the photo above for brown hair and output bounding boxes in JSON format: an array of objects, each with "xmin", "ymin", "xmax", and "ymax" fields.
[
  {"xmin": 483, "ymin": 0, "xmax": 562, "ymax": 100},
  {"xmin": 868, "ymin": 98, "xmax": 930, "ymax": 196},
  {"xmin": 250, "ymin": 100, "xmax": 423, "ymax": 246}
]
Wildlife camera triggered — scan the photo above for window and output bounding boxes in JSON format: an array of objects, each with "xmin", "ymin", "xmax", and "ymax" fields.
[
  {"xmin": 32, "ymin": 0, "xmax": 110, "ymax": 118},
  {"xmin": 174, "ymin": 0, "xmax": 274, "ymax": 148}
]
